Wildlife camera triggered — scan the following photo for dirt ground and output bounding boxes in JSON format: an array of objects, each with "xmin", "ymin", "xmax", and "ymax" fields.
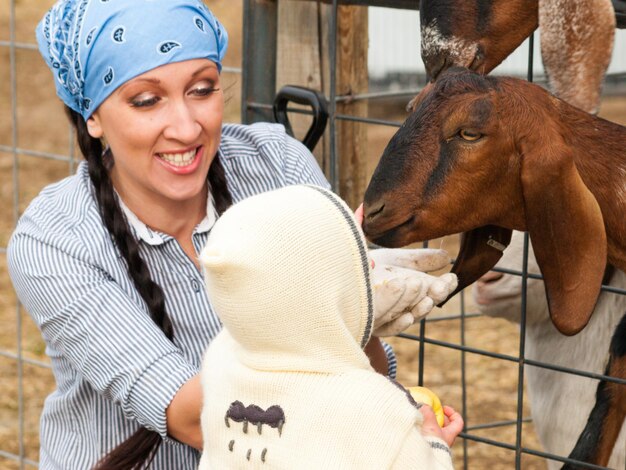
[{"xmin": 2, "ymin": 1, "xmax": 626, "ymax": 469}]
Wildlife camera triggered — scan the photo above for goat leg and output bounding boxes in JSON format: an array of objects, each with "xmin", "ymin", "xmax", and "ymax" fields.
[{"xmin": 561, "ymin": 312, "xmax": 626, "ymax": 469}]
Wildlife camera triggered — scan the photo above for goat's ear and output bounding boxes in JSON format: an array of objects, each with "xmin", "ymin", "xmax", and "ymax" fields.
[
  {"xmin": 520, "ymin": 135, "xmax": 607, "ymax": 336},
  {"xmin": 406, "ymin": 82, "xmax": 435, "ymax": 113},
  {"xmin": 438, "ymin": 226, "xmax": 512, "ymax": 306},
  {"xmin": 406, "ymin": 96, "xmax": 419, "ymax": 113}
]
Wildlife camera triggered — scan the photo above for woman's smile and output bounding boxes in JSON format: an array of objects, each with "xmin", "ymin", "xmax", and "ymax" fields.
[{"xmin": 156, "ymin": 145, "xmax": 204, "ymax": 174}]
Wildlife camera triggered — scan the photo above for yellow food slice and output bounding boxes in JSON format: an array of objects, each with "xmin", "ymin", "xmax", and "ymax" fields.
[{"xmin": 407, "ymin": 386, "xmax": 445, "ymax": 427}]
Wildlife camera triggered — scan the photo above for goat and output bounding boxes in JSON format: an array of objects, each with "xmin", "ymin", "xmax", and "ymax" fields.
[
  {"xmin": 362, "ymin": 67, "xmax": 626, "ymax": 468},
  {"xmin": 473, "ymin": 230, "xmax": 626, "ymax": 469},
  {"xmin": 419, "ymin": 2, "xmax": 622, "ymax": 467},
  {"xmin": 420, "ymin": 0, "xmax": 618, "ymax": 113}
]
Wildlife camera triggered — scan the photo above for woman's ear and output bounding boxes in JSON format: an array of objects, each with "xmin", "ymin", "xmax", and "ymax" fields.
[{"xmin": 86, "ymin": 113, "xmax": 104, "ymax": 139}]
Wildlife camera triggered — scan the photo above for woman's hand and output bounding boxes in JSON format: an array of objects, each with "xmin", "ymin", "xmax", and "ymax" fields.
[
  {"xmin": 165, "ymin": 374, "xmax": 203, "ymax": 450},
  {"xmin": 420, "ymin": 405, "xmax": 464, "ymax": 448},
  {"xmin": 355, "ymin": 204, "xmax": 458, "ymax": 337},
  {"xmin": 369, "ymin": 248, "xmax": 458, "ymax": 336}
]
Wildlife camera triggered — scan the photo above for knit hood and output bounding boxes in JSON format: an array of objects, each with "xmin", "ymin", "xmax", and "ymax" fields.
[
  {"xmin": 198, "ymin": 186, "xmax": 454, "ymax": 470},
  {"xmin": 200, "ymin": 185, "xmax": 373, "ymax": 374}
]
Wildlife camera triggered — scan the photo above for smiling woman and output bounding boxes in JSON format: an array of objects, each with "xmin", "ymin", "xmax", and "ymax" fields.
[
  {"xmin": 5, "ymin": 1, "xmax": 462, "ymax": 469},
  {"xmin": 87, "ymin": 59, "xmax": 224, "ymax": 258}
]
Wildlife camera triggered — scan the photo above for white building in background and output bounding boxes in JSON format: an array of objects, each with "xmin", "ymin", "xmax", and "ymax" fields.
[{"xmin": 368, "ymin": 6, "xmax": 626, "ymax": 82}]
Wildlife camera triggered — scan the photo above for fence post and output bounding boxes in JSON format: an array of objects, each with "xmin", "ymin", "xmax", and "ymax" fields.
[
  {"xmin": 277, "ymin": 1, "xmax": 328, "ymax": 169},
  {"xmin": 334, "ymin": 4, "xmax": 369, "ymax": 209},
  {"xmin": 242, "ymin": 0, "xmax": 278, "ymax": 124},
  {"xmin": 274, "ymin": 1, "xmax": 369, "ymax": 208}
]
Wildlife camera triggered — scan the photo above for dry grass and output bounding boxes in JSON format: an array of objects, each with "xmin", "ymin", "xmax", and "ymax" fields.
[{"xmin": 1, "ymin": 1, "xmax": 625, "ymax": 469}]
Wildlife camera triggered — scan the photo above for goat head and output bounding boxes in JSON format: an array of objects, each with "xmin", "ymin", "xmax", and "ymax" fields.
[{"xmin": 363, "ymin": 68, "xmax": 607, "ymax": 336}]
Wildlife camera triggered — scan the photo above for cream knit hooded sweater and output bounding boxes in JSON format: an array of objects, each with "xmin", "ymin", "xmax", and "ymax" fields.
[{"xmin": 198, "ymin": 185, "xmax": 454, "ymax": 470}]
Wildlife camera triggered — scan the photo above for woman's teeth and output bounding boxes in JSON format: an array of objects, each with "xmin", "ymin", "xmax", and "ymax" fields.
[{"xmin": 158, "ymin": 149, "xmax": 197, "ymax": 167}]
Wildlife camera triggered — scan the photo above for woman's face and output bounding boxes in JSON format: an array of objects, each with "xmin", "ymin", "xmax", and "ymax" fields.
[{"xmin": 87, "ymin": 58, "xmax": 223, "ymax": 208}]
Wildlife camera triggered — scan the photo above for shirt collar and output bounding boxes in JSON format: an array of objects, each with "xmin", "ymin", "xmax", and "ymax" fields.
[{"xmin": 117, "ymin": 191, "xmax": 218, "ymax": 246}]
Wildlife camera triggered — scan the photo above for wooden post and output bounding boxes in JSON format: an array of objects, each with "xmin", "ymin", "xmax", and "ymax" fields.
[
  {"xmin": 335, "ymin": 5, "xmax": 369, "ymax": 209},
  {"xmin": 277, "ymin": 1, "xmax": 327, "ymax": 168},
  {"xmin": 276, "ymin": 1, "xmax": 369, "ymax": 209}
]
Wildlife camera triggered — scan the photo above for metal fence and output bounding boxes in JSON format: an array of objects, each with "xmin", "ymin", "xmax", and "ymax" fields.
[
  {"xmin": 0, "ymin": 1, "xmax": 244, "ymax": 467},
  {"xmin": 1, "ymin": 0, "xmax": 625, "ymax": 468},
  {"xmin": 244, "ymin": 2, "xmax": 626, "ymax": 470}
]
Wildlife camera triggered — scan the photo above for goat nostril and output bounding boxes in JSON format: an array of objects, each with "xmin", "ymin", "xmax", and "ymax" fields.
[{"xmin": 365, "ymin": 202, "xmax": 385, "ymax": 221}]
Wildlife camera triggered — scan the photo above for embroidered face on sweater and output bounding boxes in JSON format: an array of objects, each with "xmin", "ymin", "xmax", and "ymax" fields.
[{"xmin": 200, "ymin": 184, "xmax": 374, "ymax": 374}]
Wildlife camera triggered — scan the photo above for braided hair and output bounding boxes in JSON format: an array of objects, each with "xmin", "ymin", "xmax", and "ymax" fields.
[{"xmin": 65, "ymin": 107, "xmax": 232, "ymax": 469}]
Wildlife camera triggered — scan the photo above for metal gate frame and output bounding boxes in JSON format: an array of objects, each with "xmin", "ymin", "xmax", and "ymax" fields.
[{"xmin": 241, "ymin": 2, "xmax": 626, "ymax": 469}]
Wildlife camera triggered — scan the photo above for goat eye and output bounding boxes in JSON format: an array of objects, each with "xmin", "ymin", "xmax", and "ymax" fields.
[{"xmin": 459, "ymin": 129, "xmax": 482, "ymax": 141}]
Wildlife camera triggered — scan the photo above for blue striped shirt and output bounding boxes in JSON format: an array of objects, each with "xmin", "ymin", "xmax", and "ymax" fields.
[{"xmin": 8, "ymin": 123, "xmax": 395, "ymax": 469}]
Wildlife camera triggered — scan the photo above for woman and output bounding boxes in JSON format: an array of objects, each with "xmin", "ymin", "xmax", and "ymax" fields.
[{"xmin": 8, "ymin": 0, "xmax": 458, "ymax": 468}]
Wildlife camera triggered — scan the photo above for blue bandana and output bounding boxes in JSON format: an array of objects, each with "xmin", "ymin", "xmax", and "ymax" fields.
[{"xmin": 36, "ymin": 0, "xmax": 228, "ymax": 119}]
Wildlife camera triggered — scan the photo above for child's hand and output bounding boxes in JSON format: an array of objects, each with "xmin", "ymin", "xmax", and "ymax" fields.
[{"xmin": 420, "ymin": 405, "xmax": 464, "ymax": 448}]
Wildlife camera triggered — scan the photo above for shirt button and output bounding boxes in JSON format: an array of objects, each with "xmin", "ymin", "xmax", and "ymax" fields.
[{"xmin": 191, "ymin": 279, "xmax": 201, "ymax": 293}]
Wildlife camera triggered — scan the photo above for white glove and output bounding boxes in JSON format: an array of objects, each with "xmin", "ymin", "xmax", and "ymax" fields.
[{"xmin": 369, "ymin": 248, "xmax": 458, "ymax": 337}]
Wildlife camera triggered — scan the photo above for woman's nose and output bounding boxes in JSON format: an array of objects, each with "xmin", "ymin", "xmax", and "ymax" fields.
[{"xmin": 163, "ymin": 101, "xmax": 202, "ymax": 142}]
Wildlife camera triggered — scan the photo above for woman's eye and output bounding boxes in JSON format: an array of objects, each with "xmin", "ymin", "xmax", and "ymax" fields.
[
  {"xmin": 459, "ymin": 129, "xmax": 482, "ymax": 141},
  {"xmin": 130, "ymin": 95, "xmax": 160, "ymax": 108},
  {"xmin": 190, "ymin": 86, "xmax": 219, "ymax": 97}
]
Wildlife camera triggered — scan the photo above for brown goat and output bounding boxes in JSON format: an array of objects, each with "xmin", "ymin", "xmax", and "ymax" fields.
[
  {"xmin": 420, "ymin": 0, "xmax": 539, "ymax": 78},
  {"xmin": 362, "ymin": 67, "xmax": 625, "ymax": 468},
  {"xmin": 420, "ymin": 0, "xmax": 617, "ymax": 113}
]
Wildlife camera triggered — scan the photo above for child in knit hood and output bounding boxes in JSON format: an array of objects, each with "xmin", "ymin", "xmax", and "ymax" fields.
[{"xmin": 199, "ymin": 185, "xmax": 463, "ymax": 469}]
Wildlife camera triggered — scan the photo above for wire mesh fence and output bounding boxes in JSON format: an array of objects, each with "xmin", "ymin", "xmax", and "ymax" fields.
[
  {"xmin": 0, "ymin": 2, "xmax": 243, "ymax": 468},
  {"xmin": 1, "ymin": 0, "xmax": 625, "ymax": 469},
  {"xmin": 241, "ymin": 4, "xmax": 626, "ymax": 466}
]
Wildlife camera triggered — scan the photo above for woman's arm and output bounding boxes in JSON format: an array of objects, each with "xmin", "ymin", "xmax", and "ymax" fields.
[
  {"xmin": 364, "ymin": 336, "xmax": 389, "ymax": 375},
  {"xmin": 166, "ymin": 374, "xmax": 203, "ymax": 450},
  {"xmin": 8, "ymin": 230, "xmax": 198, "ymax": 440}
]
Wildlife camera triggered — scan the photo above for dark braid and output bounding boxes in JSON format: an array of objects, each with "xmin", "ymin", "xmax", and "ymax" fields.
[
  {"xmin": 66, "ymin": 107, "xmax": 165, "ymax": 468},
  {"xmin": 208, "ymin": 150, "xmax": 232, "ymax": 215},
  {"xmin": 65, "ymin": 107, "xmax": 232, "ymax": 469},
  {"xmin": 67, "ymin": 108, "xmax": 175, "ymax": 341}
]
